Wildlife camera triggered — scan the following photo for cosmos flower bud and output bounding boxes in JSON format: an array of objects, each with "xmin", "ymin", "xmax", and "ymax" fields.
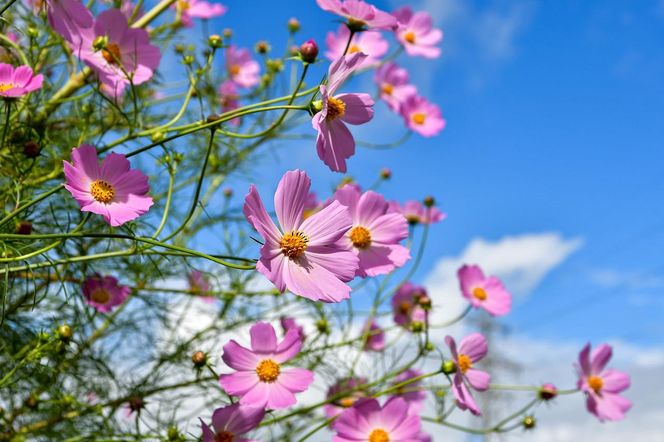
[
  {"xmin": 538, "ymin": 383, "xmax": 557, "ymax": 401},
  {"xmin": 24, "ymin": 394, "xmax": 39, "ymax": 409},
  {"xmin": 92, "ymin": 35, "xmax": 109, "ymax": 51},
  {"xmin": 522, "ymin": 415, "xmax": 536, "ymax": 430},
  {"xmin": 316, "ymin": 318, "xmax": 330, "ymax": 334},
  {"xmin": 380, "ymin": 168, "xmax": 391, "ymax": 179},
  {"xmin": 206, "ymin": 114, "xmax": 222, "ymax": 123},
  {"xmin": 15, "ymin": 220, "xmax": 32, "ymax": 235},
  {"xmin": 418, "ymin": 294, "xmax": 432, "ymax": 310},
  {"xmin": 288, "ymin": 17, "xmax": 300, "ymax": 33},
  {"xmin": 151, "ymin": 132, "xmax": 165, "ymax": 143},
  {"xmin": 223, "ymin": 28, "xmax": 233, "ymax": 39},
  {"xmin": 57, "ymin": 324, "xmax": 73, "ymax": 342},
  {"xmin": 410, "ymin": 321, "xmax": 424, "ymax": 333},
  {"xmin": 128, "ymin": 396, "xmax": 145, "ymax": 413},
  {"xmin": 423, "ymin": 196, "xmax": 435, "ymax": 207},
  {"xmin": 441, "ymin": 360, "xmax": 456, "ymax": 375},
  {"xmin": 174, "ymin": 44, "xmax": 186, "ymax": 54},
  {"xmin": 191, "ymin": 351, "xmax": 207, "ymax": 367},
  {"xmin": 299, "ymin": 39, "xmax": 319, "ymax": 63},
  {"xmin": 255, "ymin": 41, "xmax": 270, "ymax": 54},
  {"xmin": 208, "ymin": 34, "xmax": 223, "ymax": 49},
  {"xmin": 223, "ymin": 188, "xmax": 233, "ymax": 198},
  {"xmin": 23, "ymin": 140, "xmax": 41, "ymax": 158}
]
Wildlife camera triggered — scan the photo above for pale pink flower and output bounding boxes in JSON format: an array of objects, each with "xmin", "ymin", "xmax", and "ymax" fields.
[
  {"xmin": 392, "ymin": 368, "xmax": 427, "ymax": 414},
  {"xmin": 362, "ymin": 319, "xmax": 385, "ymax": 352},
  {"xmin": 312, "ymin": 52, "xmax": 374, "ymax": 173},
  {"xmin": 393, "ymin": 7, "xmax": 443, "ymax": 59},
  {"xmin": 332, "ymin": 184, "xmax": 410, "ymax": 277},
  {"xmin": 200, "ymin": 403, "xmax": 264, "ymax": 442},
  {"xmin": 219, "ymin": 322, "xmax": 314, "ymax": 410},
  {"xmin": 280, "ymin": 316, "xmax": 305, "ymax": 340},
  {"xmin": 188, "ymin": 270, "xmax": 215, "ymax": 303},
  {"xmin": 70, "ymin": 9, "xmax": 161, "ymax": 97},
  {"xmin": 332, "ymin": 397, "xmax": 421, "ymax": 442},
  {"xmin": 82, "ymin": 274, "xmax": 130, "ymax": 313},
  {"xmin": 576, "ymin": 343, "xmax": 631, "ymax": 422},
  {"xmin": 173, "ymin": 0, "xmax": 227, "ymax": 27},
  {"xmin": 219, "ymin": 80, "xmax": 240, "ymax": 125},
  {"xmin": 391, "ymin": 282, "xmax": 428, "ymax": 329},
  {"xmin": 226, "ymin": 45, "xmax": 260, "ymax": 88},
  {"xmin": 457, "ymin": 264, "xmax": 512, "ymax": 316},
  {"xmin": 317, "ymin": 0, "xmax": 398, "ymax": 30},
  {"xmin": 243, "ymin": 170, "xmax": 358, "ymax": 303},
  {"xmin": 325, "ymin": 24, "xmax": 388, "ymax": 66},
  {"xmin": 374, "ymin": 62, "xmax": 417, "ymax": 111},
  {"xmin": 324, "ymin": 377, "xmax": 369, "ymax": 418},
  {"xmin": 63, "ymin": 144, "xmax": 153, "ymax": 227},
  {"xmin": 44, "ymin": 0, "xmax": 94, "ymax": 43},
  {"xmin": 445, "ymin": 333, "xmax": 491, "ymax": 416},
  {"xmin": 399, "ymin": 95, "xmax": 445, "ymax": 137},
  {"xmin": 0, "ymin": 63, "xmax": 43, "ymax": 98},
  {"xmin": 388, "ymin": 200, "xmax": 446, "ymax": 225}
]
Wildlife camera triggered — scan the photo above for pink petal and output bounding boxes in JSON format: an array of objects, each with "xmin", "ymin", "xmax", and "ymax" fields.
[
  {"xmin": 222, "ymin": 340, "xmax": 260, "ymax": 371},
  {"xmin": 338, "ymin": 93, "xmax": 374, "ymax": 125},
  {"xmin": 274, "ymin": 169, "xmax": 310, "ymax": 232},
  {"xmin": 458, "ymin": 333, "xmax": 488, "ymax": 362},
  {"xmin": 249, "ymin": 322, "xmax": 277, "ymax": 354}
]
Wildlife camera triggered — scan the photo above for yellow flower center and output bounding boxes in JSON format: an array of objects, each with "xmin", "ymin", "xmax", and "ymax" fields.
[
  {"xmin": 326, "ymin": 96, "xmax": 346, "ymax": 120},
  {"xmin": 458, "ymin": 354, "xmax": 472, "ymax": 373},
  {"xmin": 588, "ymin": 375, "xmax": 604, "ymax": 394},
  {"xmin": 0, "ymin": 82, "xmax": 15, "ymax": 92},
  {"xmin": 90, "ymin": 180, "xmax": 115, "ymax": 204},
  {"xmin": 349, "ymin": 226, "xmax": 372, "ymax": 249},
  {"xmin": 411, "ymin": 112, "xmax": 426, "ymax": 125},
  {"xmin": 101, "ymin": 43, "xmax": 122, "ymax": 65},
  {"xmin": 280, "ymin": 231, "xmax": 309, "ymax": 259},
  {"xmin": 398, "ymin": 300, "xmax": 412, "ymax": 315},
  {"xmin": 339, "ymin": 396, "xmax": 356, "ymax": 408},
  {"xmin": 90, "ymin": 288, "xmax": 110, "ymax": 304},
  {"xmin": 348, "ymin": 44, "xmax": 362, "ymax": 54},
  {"xmin": 381, "ymin": 83, "xmax": 394, "ymax": 96},
  {"xmin": 256, "ymin": 359, "xmax": 280, "ymax": 383},
  {"xmin": 369, "ymin": 429, "xmax": 390, "ymax": 442},
  {"xmin": 215, "ymin": 431, "xmax": 233, "ymax": 442},
  {"xmin": 177, "ymin": 0, "xmax": 190, "ymax": 10},
  {"xmin": 229, "ymin": 64, "xmax": 241, "ymax": 76},
  {"xmin": 472, "ymin": 287, "xmax": 487, "ymax": 301},
  {"xmin": 404, "ymin": 31, "xmax": 417, "ymax": 44}
]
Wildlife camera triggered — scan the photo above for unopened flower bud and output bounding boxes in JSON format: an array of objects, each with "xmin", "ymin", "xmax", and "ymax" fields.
[
  {"xmin": 316, "ymin": 319, "xmax": 329, "ymax": 334},
  {"xmin": 222, "ymin": 28, "xmax": 233, "ymax": 39},
  {"xmin": 57, "ymin": 324, "xmax": 73, "ymax": 341},
  {"xmin": 183, "ymin": 55, "xmax": 195, "ymax": 65},
  {"xmin": 423, "ymin": 196, "xmax": 435, "ymax": 207},
  {"xmin": 15, "ymin": 220, "xmax": 32, "ymax": 235},
  {"xmin": 299, "ymin": 39, "xmax": 319, "ymax": 63},
  {"xmin": 441, "ymin": 360, "xmax": 456, "ymax": 375},
  {"xmin": 522, "ymin": 415, "xmax": 536, "ymax": 430},
  {"xmin": 538, "ymin": 383, "xmax": 557, "ymax": 401},
  {"xmin": 255, "ymin": 41, "xmax": 270, "ymax": 54},
  {"xmin": 223, "ymin": 188, "xmax": 233, "ymax": 198},
  {"xmin": 27, "ymin": 27, "xmax": 39, "ymax": 38},
  {"xmin": 424, "ymin": 342, "xmax": 435, "ymax": 352},
  {"xmin": 418, "ymin": 295, "xmax": 432, "ymax": 310},
  {"xmin": 24, "ymin": 394, "xmax": 39, "ymax": 409},
  {"xmin": 206, "ymin": 114, "xmax": 222, "ymax": 124},
  {"xmin": 128, "ymin": 396, "xmax": 145, "ymax": 413},
  {"xmin": 23, "ymin": 140, "xmax": 41, "ymax": 158},
  {"xmin": 151, "ymin": 131, "xmax": 165, "ymax": 143},
  {"xmin": 167, "ymin": 426, "xmax": 183, "ymax": 441},
  {"xmin": 380, "ymin": 168, "xmax": 391, "ymax": 180},
  {"xmin": 208, "ymin": 34, "xmax": 223, "ymax": 49},
  {"xmin": 92, "ymin": 35, "xmax": 109, "ymax": 51},
  {"xmin": 288, "ymin": 17, "xmax": 301, "ymax": 33},
  {"xmin": 410, "ymin": 321, "xmax": 424, "ymax": 333},
  {"xmin": 191, "ymin": 351, "xmax": 207, "ymax": 367},
  {"xmin": 174, "ymin": 44, "xmax": 186, "ymax": 54}
]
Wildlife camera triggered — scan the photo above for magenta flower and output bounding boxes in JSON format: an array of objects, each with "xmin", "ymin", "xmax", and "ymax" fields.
[
  {"xmin": 70, "ymin": 9, "xmax": 161, "ymax": 97},
  {"xmin": 392, "ymin": 282, "xmax": 428, "ymax": 329},
  {"xmin": 280, "ymin": 316, "xmax": 305, "ymax": 340},
  {"xmin": 362, "ymin": 319, "xmax": 385, "ymax": 352},
  {"xmin": 312, "ymin": 52, "xmax": 375, "ymax": 173},
  {"xmin": 45, "ymin": 0, "xmax": 94, "ymax": 43},
  {"xmin": 576, "ymin": 343, "xmax": 631, "ymax": 422},
  {"xmin": 324, "ymin": 377, "xmax": 369, "ymax": 418},
  {"xmin": 226, "ymin": 45, "xmax": 260, "ymax": 88},
  {"xmin": 445, "ymin": 333, "xmax": 491, "ymax": 416},
  {"xmin": 325, "ymin": 24, "xmax": 388, "ymax": 66},
  {"xmin": 243, "ymin": 170, "xmax": 358, "ymax": 303},
  {"xmin": 219, "ymin": 79, "xmax": 239, "ymax": 113},
  {"xmin": 457, "ymin": 264, "xmax": 512, "ymax": 316},
  {"xmin": 200, "ymin": 403, "xmax": 264, "ymax": 442},
  {"xmin": 187, "ymin": 270, "xmax": 215, "ymax": 303},
  {"xmin": 392, "ymin": 369, "xmax": 427, "ymax": 414},
  {"xmin": 219, "ymin": 322, "xmax": 314, "ymax": 410},
  {"xmin": 63, "ymin": 144, "xmax": 154, "ymax": 227},
  {"xmin": 374, "ymin": 62, "xmax": 417, "ymax": 111},
  {"xmin": 332, "ymin": 184, "xmax": 410, "ymax": 277},
  {"xmin": 0, "ymin": 64, "xmax": 43, "ymax": 98},
  {"xmin": 389, "ymin": 200, "xmax": 446, "ymax": 225},
  {"xmin": 393, "ymin": 7, "xmax": 443, "ymax": 59},
  {"xmin": 82, "ymin": 274, "xmax": 130, "ymax": 313},
  {"xmin": 174, "ymin": 0, "xmax": 227, "ymax": 28},
  {"xmin": 332, "ymin": 397, "xmax": 421, "ymax": 442},
  {"xmin": 317, "ymin": 0, "xmax": 398, "ymax": 30},
  {"xmin": 399, "ymin": 95, "xmax": 445, "ymax": 137}
]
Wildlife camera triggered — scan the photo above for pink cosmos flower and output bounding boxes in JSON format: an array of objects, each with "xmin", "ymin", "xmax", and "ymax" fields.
[
  {"xmin": 63, "ymin": 144, "xmax": 154, "ymax": 227},
  {"xmin": 374, "ymin": 62, "xmax": 417, "ymax": 111},
  {"xmin": 576, "ymin": 343, "xmax": 631, "ymax": 422},
  {"xmin": 539, "ymin": 383, "xmax": 558, "ymax": 401},
  {"xmin": 200, "ymin": 403, "xmax": 264, "ymax": 442},
  {"xmin": 392, "ymin": 282, "xmax": 428, "ymax": 329},
  {"xmin": 317, "ymin": 0, "xmax": 398, "ymax": 30},
  {"xmin": 45, "ymin": 0, "xmax": 94, "ymax": 43},
  {"xmin": 188, "ymin": 270, "xmax": 215, "ymax": 303},
  {"xmin": 332, "ymin": 397, "xmax": 421, "ymax": 442},
  {"xmin": 362, "ymin": 318, "xmax": 385, "ymax": 352},
  {"xmin": 118, "ymin": 0, "xmax": 143, "ymax": 20},
  {"xmin": 243, "ymin": 170, "xmax": 358, "ymax": 303},
  {"xmin": 174, "ymin": 0, "xmax": 227, "ymax": 28},
  {"xmin": 0, "ymin": 64, "xmax": 43, "ymax": 98},
  {"xmin": 399, "ymin": 95, "xmax": 445, "ymax": 137},
  {"xmin": 457, "ymin": 264, "xmax": 512, "ymax": 316},
  {"xmin": 324, "ymin": 377, "xmax": 369, "ymax": 418},
  {"xmin": 392, "ymin": 369, "xmax": 426, "ymax": 414},
  {"xmin": 445, "ymin": 333, "xmax": 491, "ymax": 416},
  {"xmin": 226, "ymin": 46, "xmax": 260, "ymax": 88},
  {"xmin": 219, "ymin": 322, "xmax": 314, "ymax": 410},
  {"xmin": 124, "ymin": 396, "xmax": 145, "ymax": 417},
  {"xmin": 393, "ymin": 7, "xmax": 443, "ymax": 59},
  {"xmin": 70, "ymin": 9, "xmax": 161, "ymax": 98},
  {"xmin": 388, "ymin": 200, "xmax": 446, "ymax": 225},
  {"xmin": 280, "ymin": 316, "xmax": 305, "ymax": 339},
  {"xmin": 332, "ymin": 184, "xmax": 410, "ymax": 277},
  {"xmin": 325, "ymin": 24, "xmax": 388, "ymax": 67},
  {"xmin": 82, "ymin": 274, "xmax": 130, "ymax": 313},
  {"xmin": 302, "ymin": 191, "xmax": 322, "ymax": 220},
  {"xmin": 312, "ymin": 52, "xmax": 374, "ymax": 173}
]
